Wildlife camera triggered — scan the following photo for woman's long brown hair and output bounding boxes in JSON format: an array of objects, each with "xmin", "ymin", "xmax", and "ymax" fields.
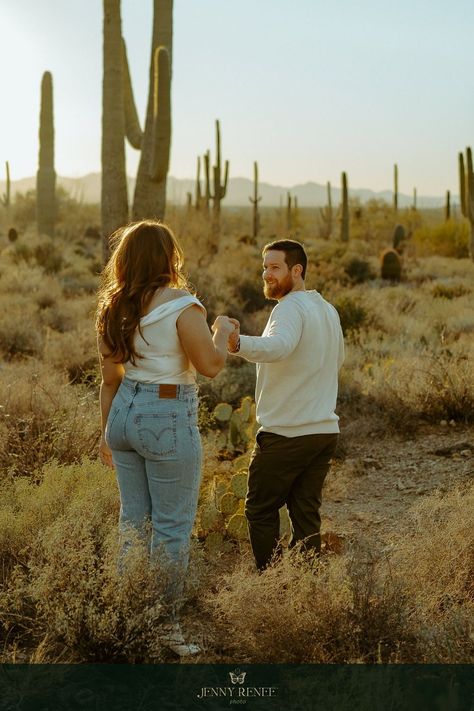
[{"xmin": 95, "ymin": 220, "xmax": 189, "ymax": 365}]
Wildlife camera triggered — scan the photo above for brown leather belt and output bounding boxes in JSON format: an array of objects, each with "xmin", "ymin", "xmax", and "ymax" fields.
[{"xmin": 158, "ymin": 384, "xmax": 178, "ymax": 399}]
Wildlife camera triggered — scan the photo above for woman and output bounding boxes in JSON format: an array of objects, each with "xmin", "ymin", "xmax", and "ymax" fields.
[{"xmin": 95, "ymin": 219, "xmax": 234, "ymax": 655}]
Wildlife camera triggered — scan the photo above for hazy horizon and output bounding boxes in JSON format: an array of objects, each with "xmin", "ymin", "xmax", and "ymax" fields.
[{"xmin": 1, "ymin": 0, "xmax": 473, "ymax": 196}]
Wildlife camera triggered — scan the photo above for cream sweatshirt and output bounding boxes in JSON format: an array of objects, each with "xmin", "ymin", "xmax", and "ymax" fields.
[{"xmin": 236, "ymin": 290, "xmax": 344, "ymax": 437}]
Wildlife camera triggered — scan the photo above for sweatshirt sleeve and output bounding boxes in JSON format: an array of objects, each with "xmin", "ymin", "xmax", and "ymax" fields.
[{"xmin": 236, "ymin": 299, "xmax": 303, "ymax": 363}]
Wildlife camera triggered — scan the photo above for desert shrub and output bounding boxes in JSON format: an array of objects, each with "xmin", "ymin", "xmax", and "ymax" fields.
[
  {"xmin": 0, "ymin": 362, "xmax": 98, "ymax": 478},
  {"xmin": 413, "ymin": 222, "xmax": 469, "ymax": 258},
  {"xmin": 343, "ymin": 257, "xmax": 375, "ymax": 284},
  {"xmin": 234, "ymin": 279, "xmax": 269, "ymax": 313},
  {"xmin": 198, "ymin": 360, "xmax": 256, "ymax": 409},
  {"xmin": 390, "ymin": 484, "xmax": 474, "ymax": 662},
  {"xmin": 431, "ymin": 281, "xmax": 471, "ymax": 299},
  {"xmin": 334, "ymin": 295, "xmax": 367, "ymax": 334},
  {"xmin": 0, "ymin": 460, "xmax": 173, "ymax": 662},
  {"xmin": 209, "ymin": 546, "xmax": 413, "ymax": 663},
  {"xmin": 0, "ymin": 298, "xmax": 43, "ymax": 358}
]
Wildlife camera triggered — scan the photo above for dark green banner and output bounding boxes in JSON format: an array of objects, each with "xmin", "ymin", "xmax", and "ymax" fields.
[{"xmin": 0, "ymin": 664, "xmax": 472, "ymax": 711}]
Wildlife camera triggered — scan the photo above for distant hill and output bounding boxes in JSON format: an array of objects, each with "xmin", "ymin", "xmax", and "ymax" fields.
[{"xmin": 0, "ymin": 173, "xmax": 454, "ymax": 209}]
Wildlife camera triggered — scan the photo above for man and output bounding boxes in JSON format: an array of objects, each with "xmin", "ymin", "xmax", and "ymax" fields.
[{"xmin": 227, "ymin": 239, "xmax": 344, "ymax": 571}]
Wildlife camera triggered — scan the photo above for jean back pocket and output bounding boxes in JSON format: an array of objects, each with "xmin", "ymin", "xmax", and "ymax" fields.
[{"xmin": 135, "ymin": 412, "xmax": 177, "ymax": 460}]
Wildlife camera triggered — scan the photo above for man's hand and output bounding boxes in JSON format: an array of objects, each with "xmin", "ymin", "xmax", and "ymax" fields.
[
  {"xmin": 99, "ymin": 435, "xmax": 114, "ymax": 468},
  {"xmin": 211, "ymin": 315, "xmax": 237, "ymax": 338},
  {"xmin": 227, "ymin": 317, "xmax": 240, "ymax": 352}
]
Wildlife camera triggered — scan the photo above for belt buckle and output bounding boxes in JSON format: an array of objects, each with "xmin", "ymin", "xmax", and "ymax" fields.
[{"xmin": 159, "ymin": 384, "xmax": 178, "ymax": 399}]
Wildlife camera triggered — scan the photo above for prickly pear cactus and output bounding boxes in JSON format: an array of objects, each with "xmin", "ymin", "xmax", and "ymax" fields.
[
  {"xmin": 213, "ymin": 403, "xmax": 233, "ymax": 423},
  {"xmin": 226, "ymin": 513, "xmax": 248, "ymax": 541},
  {"xmin": 200, "ymin": 503, "xmax": 224, "ymax": 532},
  {"xmin": 205, "ymin": 531, "xmax": 226, "ymax": 553},
  {"xmin": 279, "ymin": 506, "xmax": 291, "ymax": 538},
  {"xmin": 219, "ymin": 492, "xmax": 239, "ymax": 516},
  {"xmin": 231, "ymin": 471, "xmax": 248, "ymax": 500}
]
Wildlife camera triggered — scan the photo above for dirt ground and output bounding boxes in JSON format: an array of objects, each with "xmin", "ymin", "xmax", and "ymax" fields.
[{"xmin": 323, "ymin": 418, "xmax": 474, "ymax": 548}]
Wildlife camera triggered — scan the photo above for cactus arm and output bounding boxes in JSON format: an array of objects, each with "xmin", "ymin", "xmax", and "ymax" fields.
[
  {"xmin": 1, "ymin": 161, "xmax": 10, "ymax": 207},
  {"xmin": 122, "ymin": 38, "xmax": 143, "ymax": 150},
  {"xmin": 150, "ymin": 46, "xmax": 171, "ymax": 181},
  {"xmin": 393, "ymin": 163, "xmax": 398, "ymax": 211},
  {"xmin": 458, "ymin": 152, "xmax": 466, "ymax": 217}
]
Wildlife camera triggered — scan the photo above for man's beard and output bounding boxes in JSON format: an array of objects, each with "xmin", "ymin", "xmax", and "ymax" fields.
[{"xmin": 263, "ymin": 273, "xmax": 294, "ymax": 300}]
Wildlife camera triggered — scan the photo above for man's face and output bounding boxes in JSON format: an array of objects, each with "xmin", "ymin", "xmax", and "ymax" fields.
[{"xmin": 262, "ymin": 250, "xmax": 294, "ymax": 300}]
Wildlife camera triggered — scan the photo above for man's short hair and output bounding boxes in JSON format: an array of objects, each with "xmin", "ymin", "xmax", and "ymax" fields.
[{"xmin": 263, "ymin": 239, "xmax": 308, "ymax": 279}]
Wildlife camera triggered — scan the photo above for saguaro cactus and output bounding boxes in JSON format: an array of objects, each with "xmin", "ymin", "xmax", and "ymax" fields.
[
  {"xmin": 393, "ymin": 163, "xmax": 398, "ymax": 212},
  {"xmin": 194, "ymin": 156, "xmax": 202, "ymax": 209},
  {"xmin": 340, "ymin": 171, "xmax": 349, "ymax": 242},
  {"xmin": 101, "ymin": 0, "xmax": 128, "ymax": 261},
  {"xmin": 319, "ymin": 181, "xmax": 333, "ymax": 238},
  {"xmin": 249, "ymin": 161, "xmax": 261, "ymax": 239},
  {"xmin": 412, "ymin": 187, "xmax": 417, "ymax": 211},
  {"xmin": 445, "ymin": 190, "xmax": 451, "ymax": 221},
  {"xmin": 286, "ymin": 192, "xmax": 292, "ymax": 231},
  {"xmin": 464, "ymin": 147, "xmax": 474, "ymax": 260},
  {"xmin": 36, "ymin": 71, "xmax": 56, "ymax": 237},
  {"xmin": 459, "ymin": 152, "xmax": 466, "ymax": 217},
  {"xmin": 101, "ymin": 0, "xmax": 172, "ymax": 260},
  {"xmin": 209, "ymin": 119, "xmax": 229, "ymax": 218},
  {"xmin": 1, "ymin": 161, "xmax": 10, "ymax": 208}
]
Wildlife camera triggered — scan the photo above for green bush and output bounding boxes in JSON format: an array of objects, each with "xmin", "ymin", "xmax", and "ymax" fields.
[
  {"xmin": 413, "ymin": 222, "xmax": 469, "ymax": 258},
  {"xmin": 334, "ymin": 295, "xmax": 367, "ymax": 334}
]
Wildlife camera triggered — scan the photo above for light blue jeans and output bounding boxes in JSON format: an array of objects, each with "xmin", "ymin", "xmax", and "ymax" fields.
[{"xmin": 105, "ymin": 377, "xmax": 202, "ymax": 604}]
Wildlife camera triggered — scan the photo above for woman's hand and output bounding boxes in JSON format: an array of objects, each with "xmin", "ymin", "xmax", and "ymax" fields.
[
  {"xmin": 99, "ymin": 435, "xmax": 114, "ymax": 469},
  {"xmin": 211, "ymin": 315, "xmax": 238, "ymax": 337}
]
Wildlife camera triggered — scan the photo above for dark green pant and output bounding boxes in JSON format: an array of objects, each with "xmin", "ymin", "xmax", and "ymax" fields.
[{"xmin": 245, "ymin": 430, "xmax": 339, "ymax": 570}]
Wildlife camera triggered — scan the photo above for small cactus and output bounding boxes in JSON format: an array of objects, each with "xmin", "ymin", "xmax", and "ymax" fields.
[
  {"xmin": 219, "ymin": 492, "xmax": 239, "ymax": 516},
  {"xmin": 380, "ymin": 248, "xmax": 402, "ymax": 281},
  {"xmin": 392, "ymin": 224, "xmax": 406, "ymax": 253},
  {"xmin": 205, "ymin": 531, "xmax": 226, "ymax": 554},
  {"xmin": 200, "ymin": 503, "xmax": 224, "ymax": 532},
  {"xmin": 231, "ymin": 471, "xmax": 248, "ymax": 500},
  {"xmin": 226, "ymin": 513, "xmax": 248, "ymax": 541},
  {"xmin": 279, "ymin": 506, "xmax": 291, "ymax": 538},
  {"xmin": 213, "ymin": 402, "xmax": 233, "ymax": 423}
]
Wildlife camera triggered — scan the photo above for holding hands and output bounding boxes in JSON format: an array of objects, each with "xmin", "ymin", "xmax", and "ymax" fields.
[{"xmin": 211, "ymin": 315, "xmax": 240, "ymax": 352}]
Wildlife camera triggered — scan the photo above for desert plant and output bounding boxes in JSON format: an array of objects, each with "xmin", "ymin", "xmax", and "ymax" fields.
[
  {"xmin": 380, "ymin": 248, "xmax": 402, "ymax": 281},
  {"xmin": 36, "ymin": 72, "xmax": 56, "ymax": 237},
  {"xmin": 101, "ymin": 0, "xmax": 172, "ymax": 259},
  {"xmin": 340, "ymin": 172, "xmax": 349, "ymax": 242},
  {"xmin": 393, "ymin": 163, "xmax": 398, "ymax": 212},
  {"xmin": 319, "ymin": 181, "xmax": 333, "ymax": 239},
  {"xmin": 1, "ymin": 161, "xmax": 10, "ymax": 208},
  {"xmin": 392, "ymin": 224, "xmax": 406, "ymax": 253},
  {"xmin": 249, "ymin": 161, "xmax": 261, "ymax": 239}
]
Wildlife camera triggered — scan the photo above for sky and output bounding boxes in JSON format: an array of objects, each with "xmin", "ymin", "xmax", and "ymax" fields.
[{"xmin": 1, "ymin": 0, "xmax": 473, "ymax": 196}]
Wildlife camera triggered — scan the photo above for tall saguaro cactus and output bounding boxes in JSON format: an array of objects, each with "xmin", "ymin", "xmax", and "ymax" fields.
[
  {"xmin": 1, "ymin": 161, "xmax": 10, "ymax": 208},
  {"xmin": 459, "ymin": 152, "xmax": 466, "ymax": 217},
  {"xmin": 445, "ymin": 190, "xmax": 451, "ymax": 221},
  {"xmin": 102, "ymin": 0, "xmax": 128, "ymax": 261},
  {"xmin": 209, "ymin": 119, "xmax": 229, "ymax": 218},
  {"xmin": 464, "ymin": 147, "xmax": 474, "ymax": 260},
  {"xmin": 101, "ymin": 0, "xmax": 172, "ymax": 260},
  {"xmin": 393, "ymin": 163, "xmax": 398, "ymax": 212},
  {"xmin": 249, "ymin": 161, "xmax": 261, "ymax": 239},
  {"xmin": 36, "ymin": 71, "xmax": 56, "ymax": 237},
  {"xmin": 340, "ymin": 171, "xmax": 349, "ymax": 242}
]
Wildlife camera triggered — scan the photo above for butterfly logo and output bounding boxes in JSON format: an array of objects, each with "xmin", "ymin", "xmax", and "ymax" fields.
[{"xmin": 229, "ymin": 670, "xmax": 246, "ymax": 685}]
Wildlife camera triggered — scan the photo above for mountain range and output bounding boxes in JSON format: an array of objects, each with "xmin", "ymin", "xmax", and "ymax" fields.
[{"xmin": 1, "ymin": 173, "xmax": 454, "ymax": 209}]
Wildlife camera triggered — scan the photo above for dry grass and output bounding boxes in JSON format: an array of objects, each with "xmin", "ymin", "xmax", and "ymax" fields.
[{"xmin": 0, "ymin": 200, "xmax": 473, "ymax": 663}]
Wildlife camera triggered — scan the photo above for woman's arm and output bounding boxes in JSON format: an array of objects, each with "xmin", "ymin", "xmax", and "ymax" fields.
[
  {"xmin": 97, "ymin": 336, "xmax": 125, "ymax": 467},
  {"xmin": 177, "ymin": 306, "xmax": 235, "ymax": 378}
]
